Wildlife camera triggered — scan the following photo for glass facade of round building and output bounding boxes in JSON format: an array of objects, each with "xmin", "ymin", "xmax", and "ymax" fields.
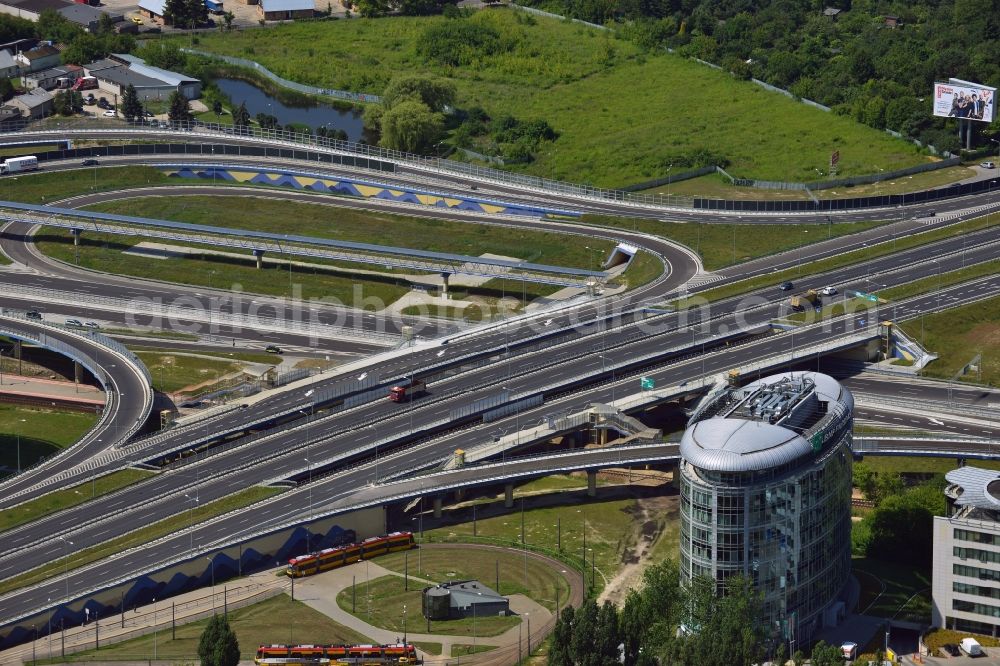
[{"xmin": 679, "ymin": 371, "xmax": 854, "ymax": 647}]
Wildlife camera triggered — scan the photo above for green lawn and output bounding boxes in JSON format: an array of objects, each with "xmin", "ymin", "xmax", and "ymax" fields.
[
  {"xmin": 5, "ymin": 166, "xmax": 173, "ymax": 204},
  {"xmin": 375, "ymin": 545, "xmax": 570, "ymax": 614},
  {"xmin": 0, "ymin": 404, "xmax": 99, "ymax": 472},
  {"xmin": 136, "ymin": 350, "xmax": 246, "ymax": 394},
  {"xmin": 0, "ymin": 468, "xmax": 152, "ymax": 534},
  {"xmin": 0, "ymin": 486, "xmax": 282, "ymax": 597},
  {"xmin": 44, "ymin": 593, "xmax": 372, "ymax": 662},
  {"xmin": 336, "ymin": 575, "xmax": 521, "ymax": 637},
  {"xmin": 418, "ymin": 494, "xmax": 652, "ymax": 596},
  {"xmin": 857, "ymin": 456, "xmax": 1000, "ymax": 477},
  {"xmin": 903, "ymin": 293, "xmax": 1000, "ymax": 386},
  {"xmin": 83, "ymin": 196, "xmax": 616, "ymax": 270},
  {"xmin": 579, "ymin": 214, "xmax": 884, "ymax": 272},
  {"xmin": 0, "ymin": 144, "xmax": 62, "ymax": 158},
  {"xmin": 164, "ymin": 9, "xmax": 924, "ymax": 187}
]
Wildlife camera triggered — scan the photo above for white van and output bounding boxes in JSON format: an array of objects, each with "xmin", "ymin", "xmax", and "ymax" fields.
[{"xmin": 960, "ymin": 637, "xmax": 983, "ymax": 656}]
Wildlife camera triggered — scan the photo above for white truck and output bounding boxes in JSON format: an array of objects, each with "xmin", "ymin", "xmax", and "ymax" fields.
[
  {"xmin": 960, "ymin": 637, "xmax": 983, "ymax": 656},
  {"xmin": 0, "ymin": 155, "xmax": 39, "ymax": 175}
]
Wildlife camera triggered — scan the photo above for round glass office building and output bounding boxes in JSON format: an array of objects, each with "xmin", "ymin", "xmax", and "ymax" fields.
[{"xmin": 679, "ymin": 371, "xmax": 854, "ymax": 648}]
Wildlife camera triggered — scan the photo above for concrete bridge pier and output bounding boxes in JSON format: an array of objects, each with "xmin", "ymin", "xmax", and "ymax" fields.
[
  {"xmin": 440, "ymin": 272, "xmax": 451, "ymax": 298},
  {"xmin": 433, "ymin": 496, "xmax": 443, "ymax": 518},
  {"xmin": 74, "ymin": 360, "xmax": 82, "ymax": 386},
  {"xmin": 71, "ymin": 228, "xmax": 82, "ymax": 245},
  {"xmin": 587, "ymin": 470, "xmax": 597, "ymax": 497},
  {"xmin": 454, "ymin": 488, "xmax": 464, "ymax": 503},
  {"xmin": 253, "ymin": 249, "xmax": 265, "ymax": 269},
  {"xmin": 504, "ymin": 484, "xmax": 514, "ymax": 508}
]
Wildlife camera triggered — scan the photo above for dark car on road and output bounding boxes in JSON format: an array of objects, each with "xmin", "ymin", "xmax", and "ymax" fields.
[
  {"xmin": 780, "ymin": 281, "xmax": 794, "ymax": 291},
  {"xmin": 265, "ymin": 345, "xmax": 282, "ymax": 354},
  {"xmin": 81, "ymin": 158, "xmax": 99, "ymax": 166}
]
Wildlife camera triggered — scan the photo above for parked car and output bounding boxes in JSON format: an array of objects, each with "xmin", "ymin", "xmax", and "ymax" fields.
[
  {"xmin": 81, "ymin": 158, "xmax": 99, "ymax": 166},
  {"xmin": 265, "ymin": 345, "xmax": 283, "ymax": 354},
  {"xmin": 83, "ymin": 321, "xmax": 100, "ymax": 329},
  {"xmin": 941, "ymin": 643, "xmax": 961, "ymax": 657},
  {"xmin": 65, "ymin": 319, "xmax": 83, "ymax": 327},
  {"xmin": 26, "ymin": 310, "xmax": 42, "ymax": 320},
  {"xmin": 981, "ymin": 161, "xmax": 996, "ymax": 169},
  {"xmin": 779, "ymin": 281, "xmax": 794, "ymax": 291},
  {"xmin": 102, "ymin": 110, "xmax": 116, "ymax": 117},
  {"xmin": 131, "ymin": 15, "xmax": 143, "ymax": 24},
  {"xmin": 820, "ymin": 286, "xmax": 838, "ymax": 296}
]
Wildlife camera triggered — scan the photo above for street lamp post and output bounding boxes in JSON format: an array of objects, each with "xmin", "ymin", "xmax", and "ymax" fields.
[
  {"xmin": 58, "ymin": 537, "xmax": 73, "ymax": 598},
  {"xmin": 205, "ymin": 557, "xmax": 215, "ymax": 611},
  {"xmin": 402, "ymin": 604, "xmax": 407, "ymax": 645}
]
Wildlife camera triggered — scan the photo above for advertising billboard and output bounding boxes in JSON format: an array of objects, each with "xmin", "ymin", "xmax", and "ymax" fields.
[{"xmin": 933, "ymin": 81, "xmax": 996, "ymax": 122}]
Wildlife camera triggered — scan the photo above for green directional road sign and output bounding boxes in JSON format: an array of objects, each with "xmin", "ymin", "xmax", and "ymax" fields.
[{"xmin": 640, "ymin": 377, "xmax": 655, "ymax": 390}]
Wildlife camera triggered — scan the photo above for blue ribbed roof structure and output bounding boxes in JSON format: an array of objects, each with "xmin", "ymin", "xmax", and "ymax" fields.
[{"xmin": 946, "ymin": 467, "xmax": 1000, "ymax": 510}]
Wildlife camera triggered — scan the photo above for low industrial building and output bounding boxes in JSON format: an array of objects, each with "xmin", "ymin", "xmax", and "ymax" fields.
[
  {"xmin": 258, "ymin": 0, "xmax": 313, "ymax": 20},
  {"xmin": 0, "ymin": 49, "xmax": 18, "ymax": 78},
  {"xmin": 422, "ymin": 580, "xmax": 509, "ymax": 620},
  {"xmin": 22, "ymin": 64, "xmax": 82, "ymax": 91},
  {"xmin": 137, "ymin": 0, "xmax": 219, "ymax": 24},
  {"xmin": 13, "ymin": 43, "xmax": 60, "ymax": 73},
  {"xmin": 0, "ymin": 0, "xmax": 121, "ymax": 32},
  {"xmin": 679, "ymin": 371, "xmax": 855, "ymax": 648},
  {"xmin": 933, "ymin": 467, "xmax": 1000, "ymax": 637},
  {"xmin": 8, "ymin": 88, "xmax": 53, "ymax": 119},
  {"xmin": 83, "ymin": 54, "xmax": 201, "ymax": 102}
]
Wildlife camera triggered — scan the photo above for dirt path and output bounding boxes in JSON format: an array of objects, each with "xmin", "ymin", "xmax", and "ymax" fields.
[{"xmin": 597, "ymin": 492, "xmax": 680, "ymax": 606}]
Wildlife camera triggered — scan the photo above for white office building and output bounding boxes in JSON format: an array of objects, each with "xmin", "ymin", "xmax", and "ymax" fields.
[{"xmin": 933, "ymin": 467, "xmax": 1000, "ymax": 637}]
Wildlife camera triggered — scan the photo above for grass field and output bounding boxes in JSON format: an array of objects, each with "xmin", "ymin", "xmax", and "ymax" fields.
[
  {"xmin": 858, "ymin": 456, "xmax": 1000, "ymax": 477},
  {"xmin": 578, "ymin": 214, "xmax": 883, "ymax": 272},
  {"xmin": 0, "ymin": 486, "xmax": 281, "ymax": 597},
  {"xmin": 902, "ymin": 293, "xmax": 1000, "ymax": 386},
  {"xmin": 649, "ymin": 165, "xmax": 975, "ymax": 201},
  {"xmin": 6, "ymin": 166, "xmax": 173, "ymax": 204},
  {"xmin": 375, "ymin": 545, "xmax": 570, "ymax": 614},
  {"xmin": 336, "ymin": 574, "xmax": 521, "ymax": 637},
  {"xmin": 136, "ymin": 350, "xmax": 247, "ymax": 394},
  {"xmin": 880, "ymin": 259, "xmax": 1000, "ymax": 302},
  {"xmin": 83, "ymin": 196, "xmax": 616, "ymax": 270},
  {"xmin": 0, "ymin": 404, "xmax": 99, "ymax": 472},
  {"xmin": 417, "ymin": 493, "xmax": 652, "ymax": 595},
  {"xmin": 46, "ymin": 594, "xmax": 372, "ymax": 662},
  {"xmin": 0, "ymin": 468, "xmax": 151, "ymax": 534},
  {"xmin": 160, "ymin": 9, "xmax": 925, "ymax": 187}
]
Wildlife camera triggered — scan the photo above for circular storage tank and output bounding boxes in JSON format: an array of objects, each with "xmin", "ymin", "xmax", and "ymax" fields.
[{"xmin": 422, "ymin": 587, "xmax": 451, "ymax": 620}]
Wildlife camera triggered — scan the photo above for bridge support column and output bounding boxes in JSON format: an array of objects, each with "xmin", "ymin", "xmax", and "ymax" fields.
[
  {"xmin": 71, "ymin": 228, "xmax": 82, "ymax": 246},
  {"xmin": 253, "ymin": 249, "xmax": 265, "ymax": 269},
  {"xmin": 74, "ymin": 361, "xmax": 82, "ymax": 387},
  {"xmin": 504, "ymin": 484, "xmax": 514, "ymax": 508},
  {"xmin": 440, "ymin": 272, "xmax": 451, "ymax": 299},
  {"xmin": 669, "ymin": 462, "xmax": 680, "ymax": 489},
  {"xmin": 587, "ymin": 471, "xmax": 597, "ymax": 497},
  {"xmin": 455, "ymin": 488, "xmax": 464, "ymax": 503},
  {"xmin": 433, "ymin": 496, "xmax": 443, "ymax": 519},
  {"xmin": 13, "ymin": 339, "xmax": 21, "ymax": 374},
  {"xmin": 598, "ymin": 428, "xmax": 607, "ymax": 446}
]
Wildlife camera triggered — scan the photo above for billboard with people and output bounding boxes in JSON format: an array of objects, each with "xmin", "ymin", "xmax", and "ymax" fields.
[{"xmin": 933, "ymin": 81, "xmax": 996, "ymax": 122}]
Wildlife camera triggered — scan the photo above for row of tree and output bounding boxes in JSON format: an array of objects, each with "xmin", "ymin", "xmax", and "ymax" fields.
[{"xmin": 0, "ymin": 10, "xmax": 136, "ymax": 68}]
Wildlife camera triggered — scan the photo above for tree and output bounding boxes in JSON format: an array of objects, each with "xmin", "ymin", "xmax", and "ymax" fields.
[
  {"xmin": 809, "ymin": 641, "xmax": 842, "ymax": 666},
  {"xmin": 0, "ymin": 78, "xmax": 13, "ymax": 103},
  {"xmin": 594, "ymin": 601, "xmax": 620, "ymax": 664},
  {"xmin": 96, "ymin": 11, "xmax": 116, "ymax": 35},
  {"xmin": 378, "ymin": 99, "xmax": 443, "ymax": 153},
  {"xmin": 381, "ymin": 75, "xmax": 456, "ymax": 114},
  {"xmin": 197, "ymin": 613, "xmax": 239, "ymax": 666},
  {"xmin": 167, "ymin": 90, "xmax": 193, "ymax": 123},
  {"xmin": 570, "ymin": 600, "xmax": 598, "ymax": 665},
  {"xmin": 121, "ymin": 83, "xmax": 142, "ymax": 122},
  {"xmin": 222, "ymin": 10, "xmax": 234, "ymax": 29},
  {"xmin": 548, "ymin": 606, "xmax": 575, "ymax": 666}
]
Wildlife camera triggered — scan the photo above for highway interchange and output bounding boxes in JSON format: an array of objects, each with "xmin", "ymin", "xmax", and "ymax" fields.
[{"xmin": 1, "ymin": 126, "xmax": 1000, "ymax": 647}]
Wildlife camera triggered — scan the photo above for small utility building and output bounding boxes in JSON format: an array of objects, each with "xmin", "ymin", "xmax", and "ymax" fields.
[
  {"xmin": 422, "ymin": 580, "xmax": 509, "ymax": 620},
  {"xmin": 257, "ymin": 0, "xmax": 313, "ymax": 20}
]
